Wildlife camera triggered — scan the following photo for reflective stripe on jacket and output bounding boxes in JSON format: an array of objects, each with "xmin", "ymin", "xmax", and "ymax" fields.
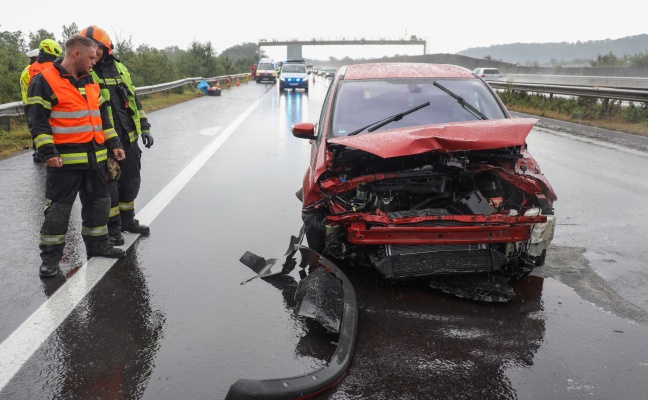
[{"xmin": 40, "ymin": 67, "xmax": 105, "ymax": 146}]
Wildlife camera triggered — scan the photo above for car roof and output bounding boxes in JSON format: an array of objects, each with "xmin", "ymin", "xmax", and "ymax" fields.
[{"xmin": 341, "ymin": 63, "xmax": 474, "ymax": 80}]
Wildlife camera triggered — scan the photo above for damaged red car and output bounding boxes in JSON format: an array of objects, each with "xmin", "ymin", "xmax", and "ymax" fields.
[{"xmin": 292, "ymin": 63, "xmax": 557, "ymax": 301}]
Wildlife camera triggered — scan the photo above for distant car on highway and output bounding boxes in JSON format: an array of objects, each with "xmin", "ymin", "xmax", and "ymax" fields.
[
  {"xmin": 291, "ymin": 62, "xmax": 557, "ymax": 302},
  {"xmin": 323, "ymin": 68, "xmax": 337, "ymax": 78},
  {"xmin": 472, "ymin": 67, "xmax": 502, "ymax": 80}
]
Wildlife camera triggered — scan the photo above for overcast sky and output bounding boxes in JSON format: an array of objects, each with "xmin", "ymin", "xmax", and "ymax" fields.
[{"xmin": 4, "ymin": 1, "xmax": 646, "ymax": 61}]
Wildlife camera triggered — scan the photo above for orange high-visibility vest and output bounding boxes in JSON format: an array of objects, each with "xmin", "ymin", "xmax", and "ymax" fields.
[
  {"xmin": 40, "ymin": 67, "xmax": 105, "ymax": 145},
  {"xmin": 28, "ymin": 61, "xmax": 54, "ymax": 81}
]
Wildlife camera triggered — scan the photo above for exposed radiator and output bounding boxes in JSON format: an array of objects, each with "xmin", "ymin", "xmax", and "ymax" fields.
[{"xmin": 373, "ymin": 244, "xmax": 508, "ymax": 279}]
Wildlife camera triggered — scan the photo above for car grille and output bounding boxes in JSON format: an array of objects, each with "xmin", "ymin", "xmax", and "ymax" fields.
[{"xmin": 373, "ymin": 243, "xmax": 508, "ymax": 279}]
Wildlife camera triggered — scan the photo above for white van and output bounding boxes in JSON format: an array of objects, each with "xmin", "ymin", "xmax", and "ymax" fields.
[{"xmin": 256, "ymin": 58, "xmax": 277, "ymax": 83}]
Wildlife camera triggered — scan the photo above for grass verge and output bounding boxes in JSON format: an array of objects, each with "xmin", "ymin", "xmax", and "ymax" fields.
[{"xmin": 506, "ymin": 104, "xmax": 648, "ymax": 138}]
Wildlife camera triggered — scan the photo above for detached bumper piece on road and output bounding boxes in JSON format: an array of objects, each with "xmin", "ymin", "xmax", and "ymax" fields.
[{"xmin": 227, "ymin": 233, "xmax": 358, "ymax": 400}]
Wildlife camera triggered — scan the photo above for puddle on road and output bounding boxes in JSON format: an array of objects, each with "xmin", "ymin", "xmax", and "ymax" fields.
[{"xmin": 316, "ymin": 269, "xmax": 648, "ymax": 399}]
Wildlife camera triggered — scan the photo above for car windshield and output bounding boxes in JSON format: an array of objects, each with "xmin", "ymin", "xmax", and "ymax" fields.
[
  {"xmin": 331, "ymin": 78, "xmax": 507, "ymax": 137},
  {"xmin": 258, "ymin": 63, "xmax": 274, "ymax": 70},
  {"xmin": 282, "ymin": 64, "xmax": 306, "ymax": 73}
]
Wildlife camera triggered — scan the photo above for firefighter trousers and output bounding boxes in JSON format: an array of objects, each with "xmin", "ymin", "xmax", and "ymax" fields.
[
  {"xmin": 108, "ymin": 141, "xmax": 142, "ymax": 235},
  {"xmin": 39, "ymin": 168, "xmax": 111, "ymax": 264}
]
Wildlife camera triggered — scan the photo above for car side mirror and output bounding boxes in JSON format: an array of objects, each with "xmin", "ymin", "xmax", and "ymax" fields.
[{"xmin": 291, "ymin": 122, "xmax": 317, "ymax": 140}]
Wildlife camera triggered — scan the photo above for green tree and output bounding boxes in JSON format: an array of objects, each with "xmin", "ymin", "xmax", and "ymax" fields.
[
  {"xmin": 591, "ymin": 51, "xmax": 620, "ymax": 67},
  {"xmin": 113, "ymin": 34, "xmax": 136, "ymax": 66},
  {"xmin": 128, "ymin": 47, "xmax": 178, "ymax": 86},
  {"xmin": 28, "ymin": 29, "xmax": 58, "ymax": 51},
  {"xmin": 175, "ymin": 41, "xmax": 219, "ymax": 78},
  {"xmin": 0, "ymin": 30, "xmax": 28, "ymax": 103},
  {"xmin": 61, "ymin": 23, "xmax": 79, "ymax": 43},
  {"xmin": 219, "ymin": 42, "xmax": 259, "ymax": 72}
]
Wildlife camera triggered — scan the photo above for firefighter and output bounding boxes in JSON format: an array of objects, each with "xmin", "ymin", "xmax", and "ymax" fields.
[
  {"xmin": 19, "ymin": 49, "xmax": 39, "ymax": 103},
  {"xmin": 21, "ymin": 39, "xmax": 63, "ymax": 163},
  {"xmin": 25, "ymin": 35, "xmax": 127, "ymax": 277},
  {"xmin": 79, "ymin": 25, "xmax": 153, "ymax": 246}
]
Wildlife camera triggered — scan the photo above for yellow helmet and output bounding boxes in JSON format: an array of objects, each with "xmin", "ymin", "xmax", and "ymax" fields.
[
  {"xmin": 79, "ymin": 25, "xmax": 113, "ymax": 55},
  {"xmin": 39, "ymin": 39, "xmax": 62, "ymax": 57}
]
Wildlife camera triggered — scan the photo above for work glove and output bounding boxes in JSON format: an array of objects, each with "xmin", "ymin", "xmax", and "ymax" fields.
[{"xmin": 141, "ymin": 131, "xmax": 154, "ymax": 148}]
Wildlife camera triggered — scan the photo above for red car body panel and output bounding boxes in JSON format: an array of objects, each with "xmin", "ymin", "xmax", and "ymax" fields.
[{"xmin": 327, "ymin": 119, "xmax": 536, "ymax": 158}]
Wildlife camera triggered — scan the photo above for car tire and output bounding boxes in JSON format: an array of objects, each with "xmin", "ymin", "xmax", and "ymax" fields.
[{"xmin": 534, "ymin": 249, "xmax": 547, "ymax": 267}]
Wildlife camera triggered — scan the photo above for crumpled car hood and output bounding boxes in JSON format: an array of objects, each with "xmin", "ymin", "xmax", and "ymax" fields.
[{"xmin": 327, "ymin": 118, "xmax": 538, "ymax": 158}]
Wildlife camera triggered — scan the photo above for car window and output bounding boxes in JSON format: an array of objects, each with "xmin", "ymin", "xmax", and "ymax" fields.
[
  {"xmin": 258, "ymin": 63, "xmax": 275, "ymax": 70},
  {"xmin": 282, "ymin": 64, "xmax": 306, "ymax": 73},
  {"xmin": 331, "ymin": 78, "xmax": 507, "ymax": 136}
]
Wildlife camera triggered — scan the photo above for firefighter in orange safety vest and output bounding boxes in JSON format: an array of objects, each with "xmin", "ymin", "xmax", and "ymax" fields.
[
  {"xmin": 21, "ymin": 39, "xmax": 63, "ymax": 163},
  {"xmin": 79, "ymin": 25, "xmax": 153, "ymax": 246},
  {"xmin": 25, "ymin": 35, "xmax": 127, "ymax": 277}
]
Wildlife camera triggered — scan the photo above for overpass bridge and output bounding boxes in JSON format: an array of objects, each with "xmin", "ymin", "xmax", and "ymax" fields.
[{"xmin": 258, "ymin": 36, "xmax": 427, "ymax": 60}]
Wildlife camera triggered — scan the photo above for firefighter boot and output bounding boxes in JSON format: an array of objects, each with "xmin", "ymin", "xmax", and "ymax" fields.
[
  {"xmin": 109, "ymin": 217, "xmax": 125, "ymax": 246},
  {"xmin": 85, "ymin": 237, "xmax": 127, "ymax": 259},
  {"xmin": 39, "ymin": 243, "xmax": 64, "ymax": 278},
  {"xmin": 110, "ymin": 232, "xmax": 125, "ymax": 246},
  {"xmin": 39, "ymin": 261, "xmax": 60, "ymax": 277},
  {"xmin": 120, "ymin": 210, "xmax": 150, "ymax": 235}
]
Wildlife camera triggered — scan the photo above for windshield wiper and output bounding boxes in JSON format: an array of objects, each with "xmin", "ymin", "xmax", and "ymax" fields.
[
  {"xmin": 347, "ymin": 101, "xmax": 430, "ymax": 136},
  {"xmin": 433, "ymin": 81, "xmax": 488, "ymax": 120}
]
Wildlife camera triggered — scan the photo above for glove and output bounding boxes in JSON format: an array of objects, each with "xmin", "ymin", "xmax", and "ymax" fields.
[{"xmin": 141, "ymin": 131, "xmax": 154, "ymax": 148}]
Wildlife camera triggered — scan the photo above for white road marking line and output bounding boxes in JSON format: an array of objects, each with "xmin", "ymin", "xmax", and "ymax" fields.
[
  {"xmin": 0, "ymin": 97, "xmax": 262, "ymax": 391},
  {"xmin": 200, "ymin": 126, "xmax": 222, "ymax": 136}
]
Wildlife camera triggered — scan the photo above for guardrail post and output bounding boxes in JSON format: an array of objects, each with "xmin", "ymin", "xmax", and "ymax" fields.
[{"xmin": 0, "ymin": 117, "xmax": 10, "ymax": 131}]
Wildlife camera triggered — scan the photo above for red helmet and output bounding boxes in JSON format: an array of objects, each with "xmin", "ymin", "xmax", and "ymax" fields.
[{"xmin": 79, "ymin": 25, "xmax": 113, "ymax": 55}]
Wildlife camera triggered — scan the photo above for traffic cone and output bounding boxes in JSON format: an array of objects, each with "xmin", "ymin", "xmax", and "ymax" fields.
[
  {"xmin": 236, "ymin": 77, "xmax": 240, "ymax": 87},
  {"xmin": 215, "ymin": 80, "xmax": 221, "ymax": 89}
]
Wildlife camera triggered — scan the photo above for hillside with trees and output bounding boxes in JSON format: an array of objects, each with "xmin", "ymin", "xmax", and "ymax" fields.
[{"xmin": 457, "ymin": 34, "xmax": 648, "ymax": 66}]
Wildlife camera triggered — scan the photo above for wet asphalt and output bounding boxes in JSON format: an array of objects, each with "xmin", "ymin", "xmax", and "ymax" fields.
[{"xmin": 1, "ymin": 77, "xmax": 648, "ymax": 399}]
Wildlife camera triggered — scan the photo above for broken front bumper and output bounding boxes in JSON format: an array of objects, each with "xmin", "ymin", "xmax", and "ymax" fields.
[{"xmin": 226, "ymin": 244, "xmax": 358, "ymax": 400}]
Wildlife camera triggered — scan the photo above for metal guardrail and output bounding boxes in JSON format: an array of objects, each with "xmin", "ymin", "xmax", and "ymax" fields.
[
  {"xmin": 486, "ymin": 80, "xmax": 648, "ymax": 103},
  {"xmin": 0, "ymin": 73, "xmax": 250, "ymax": 118},
  {"xmin": 501, "ymin": 74, "xmax": 648, "ymax": 90}
]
